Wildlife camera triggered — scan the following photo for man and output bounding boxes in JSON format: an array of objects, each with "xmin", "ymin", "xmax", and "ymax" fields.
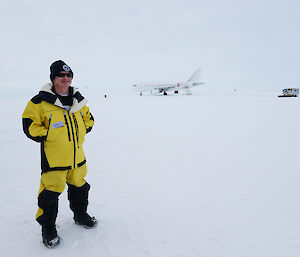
[{"xmin": 22, "ymin": 60, "xmax": 97, "ymax": 248}]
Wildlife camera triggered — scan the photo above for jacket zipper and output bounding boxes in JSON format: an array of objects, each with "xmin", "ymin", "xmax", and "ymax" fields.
[
  {"xmin": 68, "ymin": 113, "xmax": 77, "ymax": 168},
  {"xmin": 63, "ymin": 111, "xmax": 71, "ymax": 141},
  {"xmin": 72, "ymin": 113, "xmax": 80, "ymax": 148}
]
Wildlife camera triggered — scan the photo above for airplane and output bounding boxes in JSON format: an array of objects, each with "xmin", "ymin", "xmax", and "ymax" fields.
[{"xmin": 132, "ymin": 69, "xmax": 204, "ymax": 95}]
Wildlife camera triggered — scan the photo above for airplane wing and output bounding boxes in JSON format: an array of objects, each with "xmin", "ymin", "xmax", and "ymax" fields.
[{"xmin": 153, "ymin": 84, "xmax": 176, "ymax": 92}]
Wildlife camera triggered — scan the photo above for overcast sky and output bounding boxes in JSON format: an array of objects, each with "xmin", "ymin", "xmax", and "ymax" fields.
[{"xmin": 0, "ymin": 0, "xmax": 299, "ymax": 89}]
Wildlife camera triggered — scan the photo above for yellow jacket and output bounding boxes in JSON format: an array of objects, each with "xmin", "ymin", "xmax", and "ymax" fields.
[{"xmin": 22, "ymin": 83, "xmax": 94, "ymax": 173}]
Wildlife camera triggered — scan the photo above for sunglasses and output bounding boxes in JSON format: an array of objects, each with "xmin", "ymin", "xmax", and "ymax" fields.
[{"xmin": 56, "ymin": 73, "xmax": 73, "ymax": 78}]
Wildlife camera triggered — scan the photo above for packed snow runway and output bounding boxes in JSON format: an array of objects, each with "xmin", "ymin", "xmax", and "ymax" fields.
[{"xmin": 0, "ymin": 86, "xmax": 299, "ymax": 257}]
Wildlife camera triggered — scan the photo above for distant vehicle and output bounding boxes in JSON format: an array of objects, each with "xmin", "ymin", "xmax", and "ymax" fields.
[
  {"xmin": 278, "ymin": 88, "xmax": 299, "ymax": 97},
  {"xmin": 132, "ymin": 69, "xmax": 204, "ymax": 95}
]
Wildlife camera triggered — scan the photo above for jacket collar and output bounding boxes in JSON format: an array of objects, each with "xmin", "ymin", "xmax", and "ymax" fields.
[{"xmin": 39, "ymin": 83, "xmax": 88, "ymax": 113}]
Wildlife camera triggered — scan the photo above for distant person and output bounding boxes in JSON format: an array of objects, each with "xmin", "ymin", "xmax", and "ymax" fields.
[{"xmin": 22, "ymin": 60, "xmax": 97, "ymax": 248}]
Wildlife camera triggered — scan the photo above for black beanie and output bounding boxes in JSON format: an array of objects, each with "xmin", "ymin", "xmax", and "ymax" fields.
[{"xmin": 50, "ymin": 60, "xmax": 73, "ymax": 82}]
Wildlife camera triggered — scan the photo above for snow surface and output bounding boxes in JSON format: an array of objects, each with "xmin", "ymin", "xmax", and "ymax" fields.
[{"xmin": 0, "ymin": 85, "xmax": 299, "ymax": 257}]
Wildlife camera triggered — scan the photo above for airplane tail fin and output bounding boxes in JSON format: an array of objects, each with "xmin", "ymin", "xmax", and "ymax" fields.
[{"xmin": 188, "ymin": 68, "xmax": 202, "ymax": 82}]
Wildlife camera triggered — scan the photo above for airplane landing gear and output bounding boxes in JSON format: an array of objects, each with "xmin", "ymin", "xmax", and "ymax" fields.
[{"xmin": 163, "ymin": 92, "xmax": 168, "ymax": 95}]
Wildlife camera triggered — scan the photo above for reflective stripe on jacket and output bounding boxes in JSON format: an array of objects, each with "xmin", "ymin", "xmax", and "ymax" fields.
[{"xmin": 22, "ymin": 83, "xmax": 94, "ymax": 173}]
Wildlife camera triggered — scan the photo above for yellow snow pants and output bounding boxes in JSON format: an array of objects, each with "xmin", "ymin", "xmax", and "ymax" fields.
[{"xmin": 36, "ymin": 165, "xmax": 87, "ymax": 221}]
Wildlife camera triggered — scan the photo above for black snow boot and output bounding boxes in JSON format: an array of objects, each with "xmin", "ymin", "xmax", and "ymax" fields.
[
  {"xmin": 42, "ymin": 225, "xmax": 60, "ymax": 248},
  {"xmin": 68, "ymin": 183, "xmax": 97, "ymax": 228},
  {"xmin": 74, "ymin": 213, "xmax": 97, "ymax": 228}
]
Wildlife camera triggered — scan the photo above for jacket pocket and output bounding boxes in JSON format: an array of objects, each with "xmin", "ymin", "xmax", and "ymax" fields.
[
  {"xmin": 63, "ymin": 111, "xmax": 71, "ymax": 141},
  {"xmin": 45, "ymin": 114, "xmax": 52, "ymax": 140},
  {"xmin": 80, "ymin": 111, "xmax": 87, "ymax": 135},
  {"xmin": 72, "ymin": 113, "xmax": 80, "ymax": 148}
]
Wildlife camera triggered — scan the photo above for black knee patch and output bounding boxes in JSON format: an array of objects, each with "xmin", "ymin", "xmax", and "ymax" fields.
[
  {"xmin": 68, "ymin": 183, "xmax": 90, "ymax": 215},
  {"xmin": 37, "ymin": 189, "xmax": 60, "ymax": 226}
]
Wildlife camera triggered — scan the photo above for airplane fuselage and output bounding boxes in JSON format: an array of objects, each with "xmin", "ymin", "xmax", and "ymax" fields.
[{"xmin": 132, "ymin": 69, "xmax": 204, "ymax": 95}]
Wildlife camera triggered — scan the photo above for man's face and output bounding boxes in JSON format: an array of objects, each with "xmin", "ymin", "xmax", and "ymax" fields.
[{"xmin": 53, "ymin": 71, "xmax": 73, "ymax": 90}]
